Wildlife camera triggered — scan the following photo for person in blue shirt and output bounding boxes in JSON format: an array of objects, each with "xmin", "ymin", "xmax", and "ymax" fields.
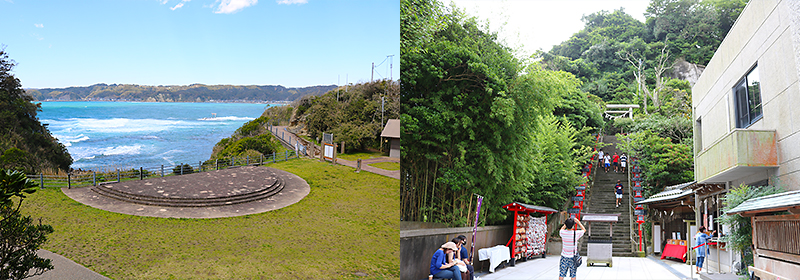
[
  {"xmin": 430, "ymin": 241, "xmax": 461, "ymax": 280},
  {"xmin": 694, "ymin": 226, "xmax": 716, "ymax": 274},
  {"xmin": 455, "ymin": 235, "xmax": 474, "ymax": 280}
]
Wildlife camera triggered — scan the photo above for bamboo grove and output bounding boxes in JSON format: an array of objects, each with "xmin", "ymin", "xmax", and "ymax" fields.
[{"xmin": 400, "ymin": 0, "xmax": 603, "ymax": 226}]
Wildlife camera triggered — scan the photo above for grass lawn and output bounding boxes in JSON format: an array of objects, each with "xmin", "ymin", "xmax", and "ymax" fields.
[
  {"xmin": 20, "ymin": 158, "xmax": 398, "ymax": 280},
  {"xmin": 337, "ymin": 151, "xmax": 386, "ymax": 161},
  {"xmin": 368, "ymin": 161, "xmax": 400, "ymax": 171}
]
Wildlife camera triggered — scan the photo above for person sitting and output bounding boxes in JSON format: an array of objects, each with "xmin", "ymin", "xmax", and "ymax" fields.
[
  {"xmin": 430, "ymin": 242, "xmax": 461, "ymax": 280},
  {"xmin": 456, "ymin": 235, "xmax": 474, "ymax": 280}
]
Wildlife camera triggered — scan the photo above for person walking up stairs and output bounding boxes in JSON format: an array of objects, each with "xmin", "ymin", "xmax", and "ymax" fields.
[{"xmin": 580, "ymin": 134, "xmax": 634, "ymax": 257}]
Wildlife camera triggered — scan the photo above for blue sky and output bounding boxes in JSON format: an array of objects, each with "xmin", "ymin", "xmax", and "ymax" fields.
[{"xmin": 1, "ymin": 0, "xmax": 399, "ymax": 89}]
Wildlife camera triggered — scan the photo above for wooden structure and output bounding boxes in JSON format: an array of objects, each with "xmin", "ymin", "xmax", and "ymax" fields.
[
  {"xmin": 636, "ymin": 181, "xmax": 696, "ymax": 255},
  {"xmin": 727, "ymin": 190, "xmax": 800, "ymax": 280},
  {"xmin": 380, "ymin": 119, "xmax": 400, "ymax": 158},
  {"xmin": 501, "ymin": 202, "xmax": 557, "ymax": 265}
]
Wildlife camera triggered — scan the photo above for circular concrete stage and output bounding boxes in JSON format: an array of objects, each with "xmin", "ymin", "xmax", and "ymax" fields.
[{"xmin": 63, "ymin": 166, "xmax": 310, "ymax": 219}]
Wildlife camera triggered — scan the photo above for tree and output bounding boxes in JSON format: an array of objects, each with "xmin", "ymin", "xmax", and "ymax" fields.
[
  {"xmin": 717, "ymin": 184, "xmax": 783, "ymax": 273},
  {"xmin": 0, "ymin": 47, "xmax": 72, "ymax": 173},
  {"xmin": 0, "ymin": 169, "xmax": 53, "ymax": 279}
]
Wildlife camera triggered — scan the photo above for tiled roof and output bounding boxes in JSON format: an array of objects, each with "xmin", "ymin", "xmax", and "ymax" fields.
[
  {"xmin": 636, "ymin": 181, "xmax": 695, "ymax": 205},
  {"xmin": 727, "ymin": 190, "xmax": 800, "ymax": 214}
]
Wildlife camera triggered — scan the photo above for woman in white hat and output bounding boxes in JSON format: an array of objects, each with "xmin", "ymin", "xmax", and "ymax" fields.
[{"xmin": 429, "ymin": 241, "xmax": 462, "ymax": 280}]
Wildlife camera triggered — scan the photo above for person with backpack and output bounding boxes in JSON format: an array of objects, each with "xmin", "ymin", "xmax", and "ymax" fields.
[{"xmin": 559, "ymin": 218, "xmax": 586, "ymax": 280}]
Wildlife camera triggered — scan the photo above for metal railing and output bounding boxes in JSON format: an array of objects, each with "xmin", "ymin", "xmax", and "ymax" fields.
[{"xmin": 28, "ymin": 150, "xmax": 299, "ymax": 189}]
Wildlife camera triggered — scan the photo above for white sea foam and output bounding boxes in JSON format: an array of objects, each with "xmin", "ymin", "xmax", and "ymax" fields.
[
  {"xmin": 70, "ymin": 145, "xmax": 144, "ymax": 161},
  {"xmin": 53, "ymin": 134, "xmax": 90, "ymax": 147},
  {"xmin": 197, "ymin": 116, "xmax": 255, "ymax": 121},
  {"xmin": 50, "ymin": 118, "xmax": 183, "ymax": 134}
]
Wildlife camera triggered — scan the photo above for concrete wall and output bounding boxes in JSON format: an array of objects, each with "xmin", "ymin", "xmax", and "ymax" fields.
[
  {"xmin": 692, "ymin": 0, "xmax": 800, "ymax": 190},
  {"xmin": 400, "ymin": 225, "xmax": 512, "ymax": 280}
]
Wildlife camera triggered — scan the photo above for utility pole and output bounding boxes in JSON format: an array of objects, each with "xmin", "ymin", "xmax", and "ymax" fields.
[
  {"xmin": 388, "ymin": 55, "xmax": 394, "ymax": 81},
  {"xmin": 371, "ymin": 62, "xmax": 374, "ymax": 83}
]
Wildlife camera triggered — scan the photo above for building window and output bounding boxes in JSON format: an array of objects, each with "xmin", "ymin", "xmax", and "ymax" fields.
[{"xmin": 734, "ymin": 65, "xmax": 762, "ymax": 128}]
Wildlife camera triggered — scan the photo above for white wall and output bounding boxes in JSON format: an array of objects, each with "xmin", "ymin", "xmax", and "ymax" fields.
[{"xmin": 692, "ymin": 0, "xmax": 800, "ymax": 190}]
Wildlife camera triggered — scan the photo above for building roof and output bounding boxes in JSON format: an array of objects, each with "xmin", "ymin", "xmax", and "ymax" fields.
[
  {"xmin": 727, "ymin": 190, "xmax": 800, "ymax": 216},
  {"xmin": 636, "ymin": 181, "xmax": 696, "ymax": 205},
  {"xmin": 502, "ymin": 202, "xmax": 558, "ymax": 214},
  {"xmin": 380, "ymin": 119, "xmax": 400, "ymax": 138}
]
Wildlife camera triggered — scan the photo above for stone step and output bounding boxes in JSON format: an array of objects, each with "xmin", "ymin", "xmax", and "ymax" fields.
[{"xmin": 91, "ymin": 178, "xmax": 285, "ymax": 207}]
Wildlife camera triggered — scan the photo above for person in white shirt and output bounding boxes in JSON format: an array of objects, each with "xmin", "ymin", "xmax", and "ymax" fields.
[{"xmin": 559, "ymin": 218, "xmax": 586, "ymax": 280}]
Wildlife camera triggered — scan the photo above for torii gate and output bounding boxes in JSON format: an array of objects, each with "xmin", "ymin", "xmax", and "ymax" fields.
[{"xmin": 605, "ymin": 104, "xmax": 640, "ymax": 119}]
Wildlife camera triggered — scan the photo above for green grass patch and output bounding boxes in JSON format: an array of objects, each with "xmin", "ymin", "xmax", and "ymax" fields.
[
  {"xmin": 337, "ymin": 151, "xmax": 386, "ymax": 161},
  {"xmin": 368, "ymin": 161, "xmax": 400, "ymax": 171},
  {"xmin": 20, "ymin": 158, "xmax": 398, "ymax": 280}
]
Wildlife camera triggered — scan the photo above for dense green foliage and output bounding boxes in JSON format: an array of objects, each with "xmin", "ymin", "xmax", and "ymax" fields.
[
  {"xmin": 0, "ymin": 48, "xmax": 72, "ymax": 173},
  {"xmin": 171, "ymin": 164, "xmax": 194, "ymax": 175},
  {"xmin": 26, "ymin": 83, "xmax": 337, "ymax": 102},
  {"xmin": 301, "ymin": 80, "xmax": 399, "ymax": 152},
  {"xmin": 0, "ymin": 169, "xmax": 53, "ymax": 279},
  {"xmin": 401, "ymin": 0, "xmax": 601, "ymax": 225},
  {"xmin": 543, "ymin": 0, "xmax": 747, "ymax": 105},
  {"xmin": 260, "ymin": 105, "xmax": 294, "ymax": 126},
  {"xmin": 209, "ymin": 116, "xmax": 280, "ymax": 160},
  {"xmin": 717, "ymin": 184, "xmax": 783, "ymax": 273}
]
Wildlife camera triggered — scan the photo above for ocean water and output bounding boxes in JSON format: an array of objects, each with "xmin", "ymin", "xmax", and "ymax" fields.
[{"xmin": 38, "ymin": 101, "xmax": 274, "ymax": 170}]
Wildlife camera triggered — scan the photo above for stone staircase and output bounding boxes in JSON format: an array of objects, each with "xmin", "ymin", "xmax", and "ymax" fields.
[
  {"xmin": 91, "ymin": 176, "xmax": 285, "ymax": 207},
  {"xmin": 580, "ymin": 135, "xmax": 634, "ymax": 257}
]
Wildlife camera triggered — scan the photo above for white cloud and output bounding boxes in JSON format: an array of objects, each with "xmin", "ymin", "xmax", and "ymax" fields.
[
  {"xmin": 160, "ymin": 0, "xmax": 169, "ymax": 4},
  {"xmin": 214, "ymin": 0, "xmax": 257, "ymax": 14},
  {"xmin": 169, "ymin": 0, "xmax": 190, "ymax": 10},
  {"xmin": 34, "ymin": 23, "xmax": 44, "ymax": 28},
  {"xmin": 277, "ymin": 0, "xmax": 306, "ymax": 4},
  {"xmin": 31, "ymin": 33, "xmax": 43, "ymax": 40}
]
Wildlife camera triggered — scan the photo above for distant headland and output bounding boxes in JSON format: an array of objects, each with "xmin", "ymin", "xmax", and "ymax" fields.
[{"xmin": 25, "ymin": 83, "xmax": 338, "ymax": 103}]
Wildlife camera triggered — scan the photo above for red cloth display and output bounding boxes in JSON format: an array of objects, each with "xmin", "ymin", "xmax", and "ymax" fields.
[{"xmin": 661, "ymin": 243, "xmax": 687, "ymax": 262}]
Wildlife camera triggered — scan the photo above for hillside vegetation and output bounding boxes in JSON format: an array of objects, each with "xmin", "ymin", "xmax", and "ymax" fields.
[
  {"xmin": 293, "ymin": 80, "xmax": 399, "ymax": 152},
  {"xmin": 209, "ymin": 80, "xmax": 399, "ymax": 161},
  {"xmin": 400, "ymin": 0, "xmax": 746, "ymax": 226},
  {"xmin": 401, "ymin": 0, "xmax": 602, "ymax": 225},
  {"xmin": 26, "ymin": 83, "xmax": 337, "ymax": 102},
  {"xmin": 0, "ymin": 48, "xmax": 72, "ymax": 173}
]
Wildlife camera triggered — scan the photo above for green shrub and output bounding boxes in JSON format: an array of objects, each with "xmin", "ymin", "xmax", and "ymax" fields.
[
  {"xmin": 172, "ymin": 164, "xmax": 194, "ymax": 175},
  {"xmin": 217, "ymin": 134, "xmax": 278, "ymax": 158},
  {"xmin": 235, "ymin": 116, "xmax": 270, "ymax": 137}
]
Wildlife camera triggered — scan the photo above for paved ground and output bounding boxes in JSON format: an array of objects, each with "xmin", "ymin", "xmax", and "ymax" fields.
[
  {"xmin": 63, "ymin": 166, "xmax": 310, "ymax": 219},
  {"xmin": 336, "ymin": 157, "xmax": 400, "ymax": 179},
  {"xmin": 269, "ymin": 125, "xmax": 400, "ymax": 179},
  {"xmin": 475, "ymin": 255, "xmax": 701, "ymax": 280},
  {"xmin": 28, "ymin": 250, "xmax": 109, "ymax": 280}
]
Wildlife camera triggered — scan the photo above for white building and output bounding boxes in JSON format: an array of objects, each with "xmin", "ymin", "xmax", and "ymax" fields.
[{"xmin": 692, "ymin": 0, "xmax": 800, "ymax": 277}]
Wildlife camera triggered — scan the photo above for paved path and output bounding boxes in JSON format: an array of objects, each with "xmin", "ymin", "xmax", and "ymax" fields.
[
  {"xmin": 336, "ymin": 157, "xmax": 400, "ymax": 179},
  {"xmin": 476, "ymin": 255, "xmax": 692, "ymax": 280},
  {"xmin": 28, "ymin": 250, "xmax": 109, "ymax": 280},
  {"xmin": 269, "ymin": 125, "xmax": 400, "ymax": 179}
]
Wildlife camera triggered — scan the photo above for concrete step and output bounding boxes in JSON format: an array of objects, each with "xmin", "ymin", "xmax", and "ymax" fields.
[{"xmin": 91, "ymin": 178, "xmax": 285, "ymax": 207}]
